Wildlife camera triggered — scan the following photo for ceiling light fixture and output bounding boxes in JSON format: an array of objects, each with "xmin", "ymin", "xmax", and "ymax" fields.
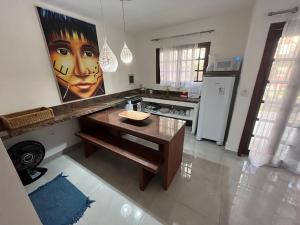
[
  {"xmin": 100, "ymin": 38, "xmax": 118, "ymax": 72},
  {"xmin": 120, "ymin": 0, "xmax": 133, "ymax": 64},
  {"xmin": 98, "ymin": 0, "xmax": 118, "ymax": 72}
]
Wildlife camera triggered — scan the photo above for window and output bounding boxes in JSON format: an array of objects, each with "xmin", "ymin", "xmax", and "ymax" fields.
[
  {"xmin": 194, "ymin": 42, "xmax": 210, "ymax": 81},
  {"xmin": 156, "ymin": 42, "xmax": 210, "ymax": 87}
]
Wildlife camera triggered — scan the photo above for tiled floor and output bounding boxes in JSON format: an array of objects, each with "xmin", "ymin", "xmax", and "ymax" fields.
[{"xmin": 25, "ymin": 130, "xmax": 300, "ymax": 225}]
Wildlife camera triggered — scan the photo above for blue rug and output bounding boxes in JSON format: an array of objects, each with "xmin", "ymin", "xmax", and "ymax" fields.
[{"xmin": 29, "ymin": 173, "xmax": 94, "ymax": 225}]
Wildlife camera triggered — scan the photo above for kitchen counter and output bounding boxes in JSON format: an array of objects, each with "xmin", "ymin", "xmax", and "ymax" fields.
[
  {"xmin": 0, "ymin": 89, "xmax": 200, "ymax": 140},
  {"xmin": 0, "ymin": 90, "xmax": 139, "ymax": 140}
]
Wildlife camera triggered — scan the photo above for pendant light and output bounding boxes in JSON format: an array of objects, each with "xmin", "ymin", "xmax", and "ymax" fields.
[
  {"xmin": 120, "ymin": 0, "xmax": 133, "ymax": 64},
  {"xmin": 98, "ymin": 0, "xmax": 118, "ymax": 72},
  {"xmin": 100, "ymin": 38, "xmax": 119, "ymax": 72},
  {"xmin": 121, "ymin": 42, "xmax": 133, "ymax": 64}
]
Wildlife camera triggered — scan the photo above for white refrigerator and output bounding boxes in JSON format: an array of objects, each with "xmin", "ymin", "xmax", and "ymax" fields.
[{"xmin": 196, "ymin": 76, "xmax": 236, "ymax": 145}]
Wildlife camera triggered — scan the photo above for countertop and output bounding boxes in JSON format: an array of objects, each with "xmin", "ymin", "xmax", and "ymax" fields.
[
  {"xmin": 0, "ymin": 90, "xmax": 138, "ymax": 139},
  {"xmin": 0, "ymin": 90, "xmax": 200, "ymax": 140},
  {"xmin": 87, "ymin": 108, "xmax": 186, "ymax": 143}
]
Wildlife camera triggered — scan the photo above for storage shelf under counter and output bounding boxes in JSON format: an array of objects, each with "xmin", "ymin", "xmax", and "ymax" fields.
[{"xmin": 141, "ymin": 97, "xmax": 200, "ymax": 134}]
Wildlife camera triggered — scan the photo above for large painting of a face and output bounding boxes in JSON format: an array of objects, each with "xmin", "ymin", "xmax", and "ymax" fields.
[{"xmin": 37, "ymin": 7, "xmax": 105, "ymax": 102}]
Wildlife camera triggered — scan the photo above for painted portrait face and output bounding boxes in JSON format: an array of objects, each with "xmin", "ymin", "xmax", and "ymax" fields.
[
  {"xmin": 48, "ymin": 31, "xmax": 103, "ymax": 99},
  {"xmin": 37, "ymin": 7, "xmax": 105, "ymax": 102}
]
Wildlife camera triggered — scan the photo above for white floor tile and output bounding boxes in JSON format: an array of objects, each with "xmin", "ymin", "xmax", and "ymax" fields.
[{"xmin": 26, "ymin": 130, "xmax": 300, "ymax": 225}]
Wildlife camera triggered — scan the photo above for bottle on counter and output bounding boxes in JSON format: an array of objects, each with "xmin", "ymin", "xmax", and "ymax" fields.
[{"xmin": 125, "ymin": 100, "xmax": 133, "ymax": 111}]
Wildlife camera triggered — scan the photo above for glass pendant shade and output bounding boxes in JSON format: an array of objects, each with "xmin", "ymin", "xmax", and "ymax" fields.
[
  {"xmin": 120, "ymin": 42, "xmax": 133, "ymax": 64},
  {"xmin": 99, "ymin": 39, "xmax": 118, "ymax": 72}
]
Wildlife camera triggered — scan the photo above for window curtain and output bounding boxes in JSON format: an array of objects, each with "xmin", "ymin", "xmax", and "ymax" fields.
[
  {"xmin": 160, "ymin": 44, "xmax": 197, "ymax": 88},
  {"xmin": 249, "ymin": 15, "xmax": 300, "ymax": 174}
]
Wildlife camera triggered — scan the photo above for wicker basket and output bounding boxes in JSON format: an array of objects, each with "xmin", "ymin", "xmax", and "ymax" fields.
[{"xmin": 1, "ymin": 107, "xmax": 54, "ymax": 130}]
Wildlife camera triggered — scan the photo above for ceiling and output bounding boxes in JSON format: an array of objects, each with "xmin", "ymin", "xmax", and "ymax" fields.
[{"xmin": 41, "ymin": 0, "xmax": 255, "ymax": 33}]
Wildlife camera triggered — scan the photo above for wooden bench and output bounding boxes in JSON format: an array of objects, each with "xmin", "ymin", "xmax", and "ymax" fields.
[{"xmin": 76, "ymin": 130, "xmax": 163, "ymax": 190}]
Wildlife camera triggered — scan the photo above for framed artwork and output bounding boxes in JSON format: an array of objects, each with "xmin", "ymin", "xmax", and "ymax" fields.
[{"xmin": 36, "ymin": 7, "xmax": 105, "ymax": 102}]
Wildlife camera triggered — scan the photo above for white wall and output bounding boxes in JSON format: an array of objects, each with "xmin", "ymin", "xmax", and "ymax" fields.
[
  {"xmin": 134, "ymin": 9, "xmax": 252, "ymax": 90},
  {"xmin": 0, "ymin": 0, "xmax": 138, "ymax": 157},
  {"xmin": 225, "ymin": 0, "xmax": 300, "ymax": 152},
  {"xmin": 3, "ymin": 119, "xmax": 80, "ymax": 159}
]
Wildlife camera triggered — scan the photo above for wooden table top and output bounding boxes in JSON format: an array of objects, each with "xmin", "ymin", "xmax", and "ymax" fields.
[{"xmin": 87, "ymin": 108, "xmax": 186, "ymax": 144}]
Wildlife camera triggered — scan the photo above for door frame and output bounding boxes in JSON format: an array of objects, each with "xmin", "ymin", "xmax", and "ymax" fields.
[{"xmin": 237, "ymin": 22, "xmax": 286, "ymax": 156}]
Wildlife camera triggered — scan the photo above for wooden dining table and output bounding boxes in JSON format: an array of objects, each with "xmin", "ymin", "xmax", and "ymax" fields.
[{"xmin": 77, "ymin": 108, "xmax": 186, "ymax": 190}]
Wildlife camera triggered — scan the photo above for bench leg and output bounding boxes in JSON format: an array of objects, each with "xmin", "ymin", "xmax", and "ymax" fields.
[
  {"xmin": 84, "ymin": 142, "xmax": 97, "ymax": 158},
  {"xmin": 139, "ymin": 168, "xmax": 155, "ymax": 191}
]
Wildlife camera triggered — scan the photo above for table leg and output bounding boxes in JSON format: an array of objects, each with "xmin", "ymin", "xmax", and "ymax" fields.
[{"xmin": 160, "ymin": 126, "xmax": 185, "ymax": 190}]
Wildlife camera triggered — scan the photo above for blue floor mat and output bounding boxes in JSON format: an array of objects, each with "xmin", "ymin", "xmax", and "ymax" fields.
[{"xmin": 29, "ymin": 173, "xmax": 94, "ymax": 225}]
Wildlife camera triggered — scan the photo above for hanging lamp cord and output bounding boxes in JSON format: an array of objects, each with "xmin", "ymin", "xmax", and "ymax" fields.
[
  {"xmin": 99, "ymin": 0, "xmax": 107, "ymax": 40},
  {"xmin": 121, "ymin": 0, "xmax": 126, "ymax": 33}
]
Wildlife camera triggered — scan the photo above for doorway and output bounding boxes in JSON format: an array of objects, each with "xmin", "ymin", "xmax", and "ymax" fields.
[{"xmin": 238, "ymin": 22, "xmax": 286, "ymax": 156}]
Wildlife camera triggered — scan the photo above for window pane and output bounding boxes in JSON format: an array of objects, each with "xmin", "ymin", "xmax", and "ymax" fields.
[
  {"xmin": 187, "ymin": 49, "xmax": 193, "ymax": 60},
  {"xmin": 181, "ymin": 61, "xmax": 186, "ymax": 71},
  {"xmin": 160, "ymin": 52, "xmax": 163, "ymax": 59},
  {"xmin": 199, "ymin": 60, "xmax": 205, "ymax": 70},
  {"xmin": 197, "ymin": 71, "xmax": 203, "ymax": 81},
  {"xmin": 193, "ymin": 71, "xmax": 198, "ymax": 81},
  {"xmin": 194, "ymin": 48, "xmax": 200, "ymax": 58},
  {"xmin": 257, "ymin": 102, "xmax": 280, "ymax": 121},
  {"xmin": 200, "ymin": 48, "xmax": 206, "ymax": 59},
  {"xmin": 186, "ymin": 60, "xmax": 192, "ymax": 72},
  {"xmin": 194, "ymin": 61, "xmax": 199, "ymax": 71},
  {"xmin": 182, "ymin": 49, "xmax": 187, "ymax": 60},
  {"xmin": 269, "ymin": 60, "xmax": 294, "ymax": 83},
  {"xmin": 262, "ymin": 83, "xmax": 287, "ymax": 103},
  {"xmin": 253, "ymin": 120, "xmax": 273, "ymax": 138},
  {"xmin": 176, "ymin": 50, "xmax": 179, "ymax": 60},
  {"xmin": 275, "ymin": 36, "xmax": 300, "ymax": 59}
]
